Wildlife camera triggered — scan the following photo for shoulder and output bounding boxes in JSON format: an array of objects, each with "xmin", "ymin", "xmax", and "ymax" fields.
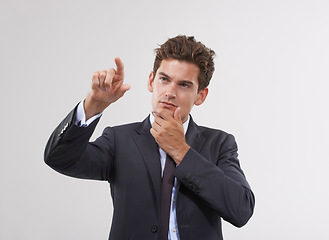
[
  {"xmin": 190, "ymin": 118, "xmax": 234, "ymax": 139},
  {"xmin": 102, "ymin": 121, "xmax": 142, "ymax": 134},
  {"xmin": 113, "ymin": 121, "xmax": 142, "ymax": 130},
  {"xmin": 190, "ymin": 119, "xmax": 237, "ymax": 149},
  {"xmin": 102, "ymin": 116, "xmax": 150, "ymax": 136},
  {"xmin": 197, "ymin": 125, "xmax": 231, "ymax": 136}
]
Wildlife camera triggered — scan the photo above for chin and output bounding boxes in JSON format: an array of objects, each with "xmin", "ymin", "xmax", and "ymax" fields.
[{"xmin": 162, "ymin": 107, "xmax": 175, "ymax": 115}]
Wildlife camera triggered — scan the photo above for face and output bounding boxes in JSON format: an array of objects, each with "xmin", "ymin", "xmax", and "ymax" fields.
[{"xmin": 148, "ymin": 59, "xmax": 208, "ymax": 123}]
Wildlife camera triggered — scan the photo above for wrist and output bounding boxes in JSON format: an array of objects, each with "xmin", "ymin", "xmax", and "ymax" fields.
[
  {"xmin": 173, "ymin": 144, "xmax": 190, "ymax": 165},
  {"xmin": 84, "ymin": 94, "xmax": 109, "ymax": 120}
]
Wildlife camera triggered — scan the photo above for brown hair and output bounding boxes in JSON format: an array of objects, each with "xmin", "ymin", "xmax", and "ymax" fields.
[{"xmin": 153, "ymin": 35, "xmax": 215, "ymax": 91}]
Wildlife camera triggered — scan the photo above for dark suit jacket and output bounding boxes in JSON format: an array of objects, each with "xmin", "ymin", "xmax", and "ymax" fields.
[{"xmin": 44, "ymin": 106, "xmax": 255, "ymax": 240}]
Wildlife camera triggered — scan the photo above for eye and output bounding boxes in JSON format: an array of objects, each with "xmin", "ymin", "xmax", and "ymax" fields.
[
  {"xmin": 180, "ymin": 83, "xmax": 189, "ymax": 88},
  {"xmin": 160, "ymin": 77, "xmax": 168, "ymax": 82}
]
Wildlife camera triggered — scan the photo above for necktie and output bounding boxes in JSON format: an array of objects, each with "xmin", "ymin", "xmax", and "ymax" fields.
[{"xmin": 159, "ymin": 155, "xmax": 176, "ymax": 240}]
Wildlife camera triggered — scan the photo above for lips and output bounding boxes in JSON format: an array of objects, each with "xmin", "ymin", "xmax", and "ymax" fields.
[{"xmin": 160, "ymin": 101, "xmax": 177, "ymax": 108}]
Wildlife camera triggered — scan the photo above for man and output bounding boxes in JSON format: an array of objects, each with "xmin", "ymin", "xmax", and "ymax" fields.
[{"xmin": 44, "ymin": 35, "xmax": 255, "ymax": 240}]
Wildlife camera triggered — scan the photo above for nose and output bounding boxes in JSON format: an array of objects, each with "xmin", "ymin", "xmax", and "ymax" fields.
[{"xmin": 165, "ymin": 83, "xmax": 176, "ymax": 98}]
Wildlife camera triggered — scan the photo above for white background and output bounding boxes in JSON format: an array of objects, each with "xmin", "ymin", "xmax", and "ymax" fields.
[{"xmin": 1, "ymin": 0, "xmax": 328, "ymax": 239}]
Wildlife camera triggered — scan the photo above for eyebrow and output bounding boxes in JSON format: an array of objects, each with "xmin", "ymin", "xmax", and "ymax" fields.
[
  {"xmin": 158, "ymin": 72, "xmax": 195, "ymax": 86},
  {"xmin": 158, "ymin": 72, "xmax": 171, "ymax": 79}
]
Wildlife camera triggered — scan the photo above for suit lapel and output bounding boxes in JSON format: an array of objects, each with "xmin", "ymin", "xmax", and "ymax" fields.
[
  {"xmin": 131, "ymin": 115, "xmax": 206, "ymax": 213},
  {"xmin": 132, "ymin": 116, "xmax": 162, "ymax": 212},
  {"xmin": 185, "ymin": 116, "xmax": 206, "ymax": 153}
]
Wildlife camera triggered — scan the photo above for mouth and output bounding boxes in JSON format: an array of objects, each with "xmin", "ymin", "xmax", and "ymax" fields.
[{"xmin": 160, "ymin": 101, "xmax": 177, "ymax": 108}]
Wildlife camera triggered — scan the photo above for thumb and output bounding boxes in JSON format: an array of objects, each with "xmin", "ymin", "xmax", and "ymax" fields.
[
  {"xmin": 115, "ymin": 84, "xmax": 130, "ymax": 99},
  {"xmin": 121, "ymin": 83, "xmax": 131, "ymax": 92},
  {"xmin": 174, "ymin": 107, "xmax": 182, "ymax": 123}
]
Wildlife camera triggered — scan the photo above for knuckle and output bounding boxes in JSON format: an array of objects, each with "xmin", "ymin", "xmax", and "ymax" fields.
[
  {"xmin": 104, "ymin": 82, "xmax": 111, "ymax": 89},
  {"xmin": 158, "ymin": 129, "xmax": 165, "ymax": 136},
  {"xmin": 162, "ymin": 123, "xmax": 169, "ymax": 130},
  {"xmin": 108, "ymin": 68, "xmax": 115, "ymax": 76},
  {"xmin": 92, "ymin": 72, "xmax": 99, "ymax": 79},
  {"xmin": 91, "ymin": 81, "xmax": 99, "ymax": 89},
  {"xmin": 99, "ymin": 72, "xmax": 106, "ymax": 79}
]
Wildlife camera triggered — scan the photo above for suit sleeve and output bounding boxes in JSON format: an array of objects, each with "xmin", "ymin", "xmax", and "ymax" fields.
[
  {"xmin": 44, "ymin": 106, "xmax": 114, "ymax": 181},
  {"xmin": 174, "ymin": 134, "xmax": 255, "ymax": 227}
]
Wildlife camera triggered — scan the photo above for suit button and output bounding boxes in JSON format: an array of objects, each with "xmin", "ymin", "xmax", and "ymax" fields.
[{"xmin": 151, "ymin": 225, "xmax": 158, "ymax": 233}]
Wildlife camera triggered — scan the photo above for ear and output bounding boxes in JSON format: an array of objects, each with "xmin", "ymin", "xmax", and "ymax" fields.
[
  {"xmin": 194, "ymin": 87, "xmax": 208, "ymax": 106},
  {"xmin": 148, "ymin": 72, "xmax": 154, "ymax": 93}
]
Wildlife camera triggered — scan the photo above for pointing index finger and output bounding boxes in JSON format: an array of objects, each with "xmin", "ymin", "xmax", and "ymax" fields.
[{"xmin": 114, "ymin": 57, "xmax": 124, "ymax": 76}]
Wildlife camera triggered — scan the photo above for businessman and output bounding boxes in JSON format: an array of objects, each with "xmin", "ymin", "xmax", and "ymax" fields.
[{"xmin": 44, "ymin": 35, "xmax": 255, "ymax": 240}]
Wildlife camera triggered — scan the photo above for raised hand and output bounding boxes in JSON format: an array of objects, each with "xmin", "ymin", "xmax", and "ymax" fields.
[{"xmin": 84, "ymin": 57, "xmax": 130, "ymax": 120}]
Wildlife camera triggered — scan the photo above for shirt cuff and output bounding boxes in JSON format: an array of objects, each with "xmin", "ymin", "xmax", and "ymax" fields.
[{"xmin": 75, "ymin": 100, "xmax": 102, "ymax": 127}]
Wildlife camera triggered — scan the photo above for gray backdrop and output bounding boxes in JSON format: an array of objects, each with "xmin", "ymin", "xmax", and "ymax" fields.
[{"xmin": 1, "ymin": 0, "xmax": 328, "ymax": 239}]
